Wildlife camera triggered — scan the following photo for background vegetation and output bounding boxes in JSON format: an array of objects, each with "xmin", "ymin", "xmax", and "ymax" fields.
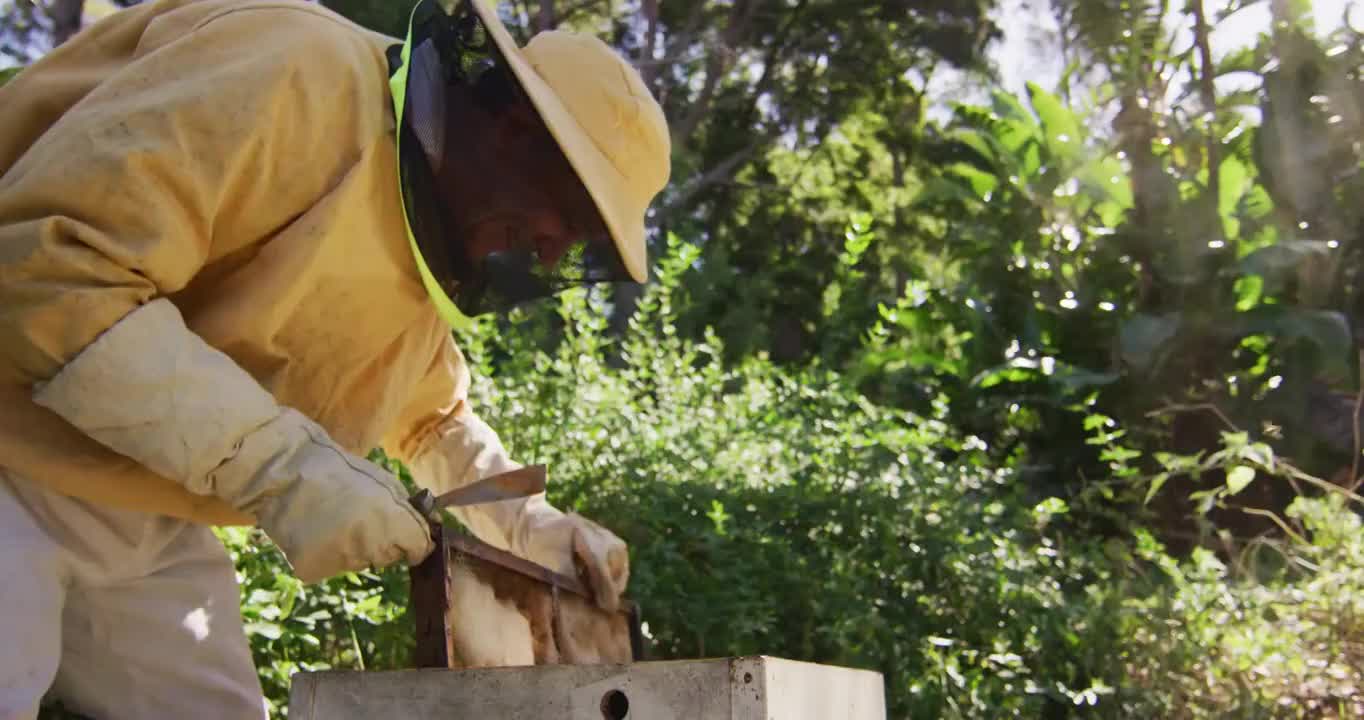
[{"xmin": 7, "ymin": 0, "xmax": 1364, "ymax": 717}]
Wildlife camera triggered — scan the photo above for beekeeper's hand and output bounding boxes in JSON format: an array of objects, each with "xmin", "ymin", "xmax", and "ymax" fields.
[
  {"xmin": 523, "ymin": 505, "xmax": 631, "ymax": 611},
  {"xmin": 216, "ymin": 408, "xmax": 435, "ymax": 582},
  {"xmin": 405, "ymin": 412, "xmax": 630, "ymax": 609},
  {"xmin": 32, "ymin": 299, "xmax": 433, "ymax": 583}
]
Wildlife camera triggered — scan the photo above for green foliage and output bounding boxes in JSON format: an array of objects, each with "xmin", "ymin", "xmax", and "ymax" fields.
[
  {"xmin": 318, "ymin": 0, "xmax": 410, "ymax": 38},
  {"xmin": 218, "ymin": 4, "xmax": 1364, "ymax": 715},
  {"xmin": 220, "ymin": 527, "xmax": 413, "ymax": 717},
  {"xmin": 1121, "ymin": 495, "xmax": 1364, "ymax": 717},
  {"xmin": 217, "ymin": 243, "xmax": 1364, "ymax": 719},
  {"xmin": 209, "ymin": 244, "xmax": 1121, "ymax": 717},
  {"xmin": 462, "ymin": 239, "xmax": 1137, "ymax": 718},
  {"xmin": 9, "ymin": 0, "xmax": 1364, "ymax": 717}
]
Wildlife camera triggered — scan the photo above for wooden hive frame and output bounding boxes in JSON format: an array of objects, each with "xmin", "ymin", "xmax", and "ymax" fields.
[{"xmin": 409, "ymin": 522, "xmax": 645, "ymax": 669}]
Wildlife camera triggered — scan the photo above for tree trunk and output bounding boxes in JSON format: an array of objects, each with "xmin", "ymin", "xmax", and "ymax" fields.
[
  {"xmin": 49, "ymin": 0, "xmax": 85, "ymax": 46},
  {"xmin": 537, "ymin": 0, "xmax": 555, "ymax": 32}
]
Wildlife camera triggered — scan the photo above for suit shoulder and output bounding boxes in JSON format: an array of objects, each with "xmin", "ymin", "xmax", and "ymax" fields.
[{"xmin": 186, "ymin": 1, "xmax": 394, "ymax": 65}]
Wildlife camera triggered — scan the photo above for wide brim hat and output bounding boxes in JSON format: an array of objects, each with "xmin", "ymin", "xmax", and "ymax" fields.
[
  {"xmin": 468, "ymin": 0, "xmax": 670, "ymax": 284},
  {"xmin": 388, "ymin": 0, "xmax": 671, "ymax": 329}
]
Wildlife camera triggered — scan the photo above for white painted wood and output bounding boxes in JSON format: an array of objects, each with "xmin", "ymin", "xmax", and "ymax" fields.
[
  {"xmin": 288, "ymin": 656, "xmax": 886, "ymax": 720},
  {"xmin": 758, "ymin": 657, "xmax": 887, "ymax": 720}
]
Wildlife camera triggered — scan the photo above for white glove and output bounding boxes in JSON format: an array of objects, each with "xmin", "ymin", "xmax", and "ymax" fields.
[
  {"xmin": 33, "ymin": 299, "xmax": 433, "ymax": 583},
  {"xmin": 407, "ymin": 413, "xmax": 630, "ymax": 608},
  {"xmin": 521, "ymin": 499, "xmax": 631, "ymax": 611},
  {"xmin": 212, "ymin": 408, "xmax": 434, "ymax": 582}
]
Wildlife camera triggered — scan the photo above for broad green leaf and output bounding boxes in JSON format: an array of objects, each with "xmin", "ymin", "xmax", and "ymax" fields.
[
  {"xmin": 914, "ymin": 176, "xmax": 984, "ymax": 208},
  {"xmin": 1119, "ymin": 313, "xmax": 1182, "ymax": 373},
  {"xmin": 949, "ymin": 129, "xmax": 998, "ymax": 166},
  {"xmin": 990, "ymin": 90, "xmax": 1033, "ymax": 123},
  {"xmin": 1016, "ymin": 137, "xmax": 1043, "ymax": 179},
  {"xmin": 1234, "ymin": 275, "xmax": 1263, "ymax": 311},
  {"xmin": 245, "ymin": 621, "xmax": 283, "ymax": 640},
  {"xmin": 1237, "ymin": 241, "xmax": 1333, "ymax": 294},
  {"xmin": 1054, "ymin": 366, "xmax": 1121, "ymax": 391},
  {"xmin": 1026, "ymin": 82, "xmax": 1083, "ymax": 165},
  {"xmin": 1145, "ymin": 473, "xmax": 1170, "ymax": 505},
  {"xmin": 949, "ymin": 162, "xmax": 998, "ymax": 199},
  {"xmin": 0, "ymin": 66, "xmax": 20, "ymax": 87},
  {"xmin": 1240, "ymin": 182, "xmax": 1275, "ymax": 223},
  {"xmin": 972, "ymin": 364, "xmax": 1038, "ymax": 389},
  {"xmin": 1033, "ymin": 497, "xmax": 1070, "ymax": 523},
  {"xmin": 1079, "ymin": 155, "xmax": 1133, "ymax": 209},
  {"xmin": 1093, "ymin": 200, "xmax": 1126, "ymax": 228},
  {"xmin": 1225, "ymin": 466, "xmax": 1255, "ymax": 495},
  {"xmin": 1237, "ymin": 307, "xmax": 1353, "ymax": 380},
  {"xmin": 989, "ymin": 91, "xmax": 1042, "ymax": 164},
  {"xmin": 1218, "ymin": 155, "xmax": 1249, "ymax": 238}
]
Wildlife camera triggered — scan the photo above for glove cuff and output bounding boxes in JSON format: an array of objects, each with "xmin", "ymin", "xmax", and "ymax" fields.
[{"xmin": 33, "ymin": 298, "xmax": 281, "ymax": 495}]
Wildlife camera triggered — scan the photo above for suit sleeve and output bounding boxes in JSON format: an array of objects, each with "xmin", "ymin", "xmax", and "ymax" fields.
[
  {"xmin": 383, "ymin": 335, "xmax": 631, "ymax": 608},
  {"xmin": 0, "ymin": 7, "xmax": 385, "ymax": 387}
]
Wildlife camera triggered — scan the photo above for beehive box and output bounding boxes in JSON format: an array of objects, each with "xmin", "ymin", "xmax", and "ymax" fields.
[
  {"xmin": 410, "ymin": 524, "xmax": 643, "ymax": 669},
  {"xmin": 288, "ymin": 656, "xmax": 887, "ymax": 719}
]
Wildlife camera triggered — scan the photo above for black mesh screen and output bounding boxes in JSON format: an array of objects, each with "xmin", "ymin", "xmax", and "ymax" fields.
[{"xmin": 389, "ymin": 0, "xmax": 631, "ymax": 318}]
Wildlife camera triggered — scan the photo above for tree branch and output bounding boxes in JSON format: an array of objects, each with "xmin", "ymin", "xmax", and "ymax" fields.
[
  {"xmin": 638, "ymin": 0, "xmax": 660, "ymax": 91},
  {"xmin": 49, "ymin": 0, "xmax": 84, "ymax": 46},
  {"xmin": 551, "ymin": 0, "xmax": 606, "ymax": 27},
  {"xmin": 660, "ymin": 139, "xmax": 768, "ymax": 217},
  {"xmin": 1191, "ymin": 0, "xmax": 1221, "ymax": 244},
  {"xmin": 669, "ymin": 0, "xmax": 760, "ymax": 147},
  {"xmin": 537, "ymin": 0, "xmax": 555, "ymax": 31},
  {"xmin": 1351, "ymin": 348, "xmax": 1364, "ymax": 492}
]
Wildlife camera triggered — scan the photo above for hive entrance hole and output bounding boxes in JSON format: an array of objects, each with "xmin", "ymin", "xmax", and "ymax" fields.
[{"xmin": 600, "ymin": 689, "xmax": 629, "ymax": 719}]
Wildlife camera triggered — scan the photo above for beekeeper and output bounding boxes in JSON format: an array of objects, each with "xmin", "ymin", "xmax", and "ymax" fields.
[{"xmin": 0, "ymin": 0, "xmax": 670, "ymax": 716}]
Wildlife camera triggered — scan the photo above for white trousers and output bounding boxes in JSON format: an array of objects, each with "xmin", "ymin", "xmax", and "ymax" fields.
[{"xmin": 0, "ymin": 471, "xmax": 267, "ymax": 720}]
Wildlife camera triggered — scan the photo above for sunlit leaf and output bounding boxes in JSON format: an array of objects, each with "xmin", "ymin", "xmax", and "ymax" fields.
[
  {"xmin": 948, "ymin": 129, "xmax": 999, "ymax": 166},
  {"xmin": 245, "ymin": 622, "xmax": 283, "ymax": 640},
  {"xmin": 1026, "ymin": 82, "xmax": 1083, "ymax": 165},
  {"xmin": 1145, "ymin": 473, "xmax": 1170, "ymax": 504},
  {"xmin": 1218, "ymin": 155, "xmax": 1249, "ymax": 238},
  {"xmin": 949, "ymin": 162, "xmax": 999, "ymax": 198},
  {"xmin": 1225, "ymin": 466, "xmax": 1255, "ymax": 495},
  {"xmin": 1234, "ymin": 275, "xmax": 1263, "ymax": 311}
]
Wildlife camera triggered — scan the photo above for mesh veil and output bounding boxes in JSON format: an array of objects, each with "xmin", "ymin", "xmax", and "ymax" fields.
[{"xmin": 387, "ymin": 0, "xmax": 632, "ymax": 323}]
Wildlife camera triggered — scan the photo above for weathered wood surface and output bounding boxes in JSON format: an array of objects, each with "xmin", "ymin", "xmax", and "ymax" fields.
[
  {"xmin": 408, "ymin": 522, "xmax": 454, "ymax": 668},
  {"xmin": 289, "ymin": 656, "xmax": 887, "ymax": 720},
  {"xmin": 410, "ymin": 527, "xmax": 641, "ymax": 669}
]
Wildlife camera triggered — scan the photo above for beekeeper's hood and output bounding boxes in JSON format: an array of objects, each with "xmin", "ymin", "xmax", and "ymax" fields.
[{"xmin": 388, "ymin": 0, "xmax": 671, "ymax": 329}]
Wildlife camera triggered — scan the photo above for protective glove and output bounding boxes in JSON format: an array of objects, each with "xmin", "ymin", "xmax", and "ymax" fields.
[
  {"xmin": 407, "ymin": 413, "xmax": 630, "ymax": 609},
  {"xmin": 211, "ymin": 408, "xmax": 435, "ymax": 582},
  {"xmin": 32, "ymin": 299, "xmax": 433, "ymax": 583},
  {"xmin": 521, "ymin": 501, "xmax": 630, "ymax": 611}
]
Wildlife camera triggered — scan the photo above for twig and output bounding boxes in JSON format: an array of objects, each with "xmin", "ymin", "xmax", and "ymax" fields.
[
  {"xmin": 1145, "ymin": 402, "xmax": 1240, "ymax": 432},
  {"xmin": 668, "ymin": 0, "xmax": 759, "ymax": 147},
  {"xmin": 1350, "ymin": 348, "xmax": 1364, "ymax": 492},
  {"xmin": 659, "ymin": 140, "xmax": 766, "ymax": 215},
  {"xmin": 1234, "ymin": 506, "xmax": 1308, "ymax": 545},
  {"xmin": 1146, "ymin": 400, "xmax": 1364, "ymax": 506},
  {"xmin": 1279, "ymin": 460, "xmax": 1364, "ymax": 506}
]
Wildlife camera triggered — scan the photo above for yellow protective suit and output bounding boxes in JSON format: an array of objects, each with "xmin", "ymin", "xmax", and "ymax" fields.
[
  {"xmin": 1, "ymin": 0, "xmax": 455, "ymax": 523},
  {"xmin": 0, "ymin": 0, "xmax": 626, "ymax": 598}
]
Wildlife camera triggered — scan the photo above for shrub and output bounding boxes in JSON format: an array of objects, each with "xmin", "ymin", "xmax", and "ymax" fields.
[{"xmin": 220, "ymin": 240, "xmax": 1140, "ymax": 717}]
